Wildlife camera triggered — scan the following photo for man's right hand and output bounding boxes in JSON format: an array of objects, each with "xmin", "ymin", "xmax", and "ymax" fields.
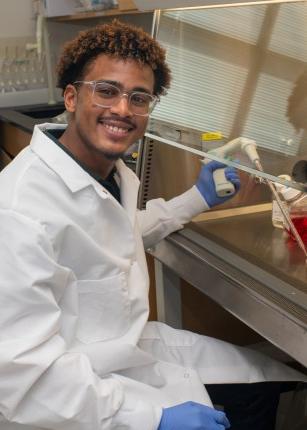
[{"xmin": 157, "ymin": 401, "xmax": 230, "ymax": 430}]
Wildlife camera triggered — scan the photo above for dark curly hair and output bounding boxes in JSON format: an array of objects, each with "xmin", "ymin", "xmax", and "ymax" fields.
[
  {"xmin": 56, "ymin": 19, "xmax": 171, "ymax": 96},
  {"xmin": 287, "ymin": 69, "xmax": 307, "ymax": 131}
]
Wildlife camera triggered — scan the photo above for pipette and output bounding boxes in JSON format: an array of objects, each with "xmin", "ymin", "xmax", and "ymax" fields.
[{"xmin": 205, "ymin": 137, "xmax": 259, "ymax": 197}]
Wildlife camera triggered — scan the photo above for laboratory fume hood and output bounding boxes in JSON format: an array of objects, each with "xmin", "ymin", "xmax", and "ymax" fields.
[
  {"xmin": 1, "ymin": 0, "xmax": 306, "ymax": 369},
  {"xmin": 137, "ymin": 0, "xmax": 307, "ymax": 368}
]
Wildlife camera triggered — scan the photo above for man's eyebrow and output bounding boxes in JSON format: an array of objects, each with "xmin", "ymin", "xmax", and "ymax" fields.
[
  {"xmin": 133, "ymin": 86, "xmax": 152, "ymax": 94},
  {"xmin": 96, "ymin": 79, "xmax": 152, "ymax": 94}
]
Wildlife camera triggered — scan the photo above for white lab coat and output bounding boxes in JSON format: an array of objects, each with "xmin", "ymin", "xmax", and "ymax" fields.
[{"xmin": 0, "ymin": 123, "xmax": 304, "ymax": 430}]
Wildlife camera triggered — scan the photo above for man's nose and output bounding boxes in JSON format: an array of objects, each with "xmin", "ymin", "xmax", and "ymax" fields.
[{"xmin": 110, "ymin": 94, "xmax": 133, "ymax": 116}]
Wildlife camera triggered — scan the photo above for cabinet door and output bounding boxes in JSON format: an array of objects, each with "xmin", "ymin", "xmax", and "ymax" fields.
[
  {"xmin": 0, "ymin": 147, "xmax": 12, "ymax": 169},
  {"xmin": 0, "ymin": 122, "xmax": 31, "ymax": 158}
]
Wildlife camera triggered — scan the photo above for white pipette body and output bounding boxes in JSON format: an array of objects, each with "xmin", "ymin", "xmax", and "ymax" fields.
[{"xmin": 203, "ymin": 137, "xmax": 258, "ymax": 197}]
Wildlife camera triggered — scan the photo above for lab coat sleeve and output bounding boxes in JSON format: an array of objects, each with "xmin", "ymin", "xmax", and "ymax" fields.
[
  {"xmin": 137, "ymin": 186, "xmax": 209, "ymax": 249},
  {"xmin": 0, "ymin": 209, "xmax": 161, "ymax": 430}
]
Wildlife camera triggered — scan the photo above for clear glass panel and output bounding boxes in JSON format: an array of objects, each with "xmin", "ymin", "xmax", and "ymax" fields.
[{"xmin": 150, "ymin": 1, "xmax": 307, "ymax": 192}]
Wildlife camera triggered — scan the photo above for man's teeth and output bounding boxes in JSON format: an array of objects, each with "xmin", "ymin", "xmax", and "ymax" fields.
[{"xmin": 104, "ymin": 124, "xmax": 129, "ymax": 133}]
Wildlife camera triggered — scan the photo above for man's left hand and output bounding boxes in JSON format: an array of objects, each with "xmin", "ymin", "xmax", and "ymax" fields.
[{"xmin": 196, "ymin": 160, "xmax": 240, "ymax": 208}]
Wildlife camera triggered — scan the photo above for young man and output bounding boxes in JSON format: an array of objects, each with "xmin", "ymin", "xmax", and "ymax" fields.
[
  {"xmin": 0, "ymin": 20, "xmax": 304, "ymax": 430},
  {"xmin": 287, "ymin": 68, "xmax": 307, "ymax": 132}
]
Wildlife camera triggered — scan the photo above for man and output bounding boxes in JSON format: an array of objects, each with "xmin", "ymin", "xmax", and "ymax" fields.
[
  {"xmin": 0, "ymin": 20, "xmax": 304, "ymax": 430},
  {"xmin": 287, "ymin": 68, "xmax": 307, "ymax": 132},
  {"xmin": 287, "ymin": 68, "xmax": 307, "ymax": 184}
]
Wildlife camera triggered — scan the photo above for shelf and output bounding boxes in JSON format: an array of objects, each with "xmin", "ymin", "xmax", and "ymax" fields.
[
  {"xmin": 48, "ymin": 8, "xmax": 150, "ymax": 22},
  {"xmin": 0, "ymin": 88, "xmax": 58, "ymax": 109}
]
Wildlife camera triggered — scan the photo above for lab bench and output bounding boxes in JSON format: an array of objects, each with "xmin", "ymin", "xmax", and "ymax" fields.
[
  {"xmin": 139, "ymin": 1, "xmax": 307, "ymax": 371},
  {"xmin": 150, "ymin": 210, "xmax": 307, "ymax": 368}
]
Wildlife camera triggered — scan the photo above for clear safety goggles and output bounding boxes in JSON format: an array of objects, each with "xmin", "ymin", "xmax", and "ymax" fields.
[{"xmin": 73, "ymin": 80, "xmax": 159, "ymax": 116}]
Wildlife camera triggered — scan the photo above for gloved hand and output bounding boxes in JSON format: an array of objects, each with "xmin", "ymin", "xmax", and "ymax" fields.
[
  {"xmin": 158, "ymin": 401, "xmax": 230, "ymax": 430},
  {"xmin": 196, "ymin": 160, "xmax": 240, "ymax": 208}
]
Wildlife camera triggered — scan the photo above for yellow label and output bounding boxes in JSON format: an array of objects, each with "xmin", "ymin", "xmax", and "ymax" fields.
[{"xmin": 201, "ymin": 131, "xmax": 223, "ymax": 141}]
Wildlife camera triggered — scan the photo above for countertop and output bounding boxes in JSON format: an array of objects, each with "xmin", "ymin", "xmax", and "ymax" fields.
[
  {"xmin": 190, "ymin": 212, "xmax": 307, "ymax": 295},
  {"xmin": 151, "ymin": 211, "xmax": 307, "ymax": 366},
  {"xmin": 0, "ymin": 103, "xmax": 66, "ymax": 133}
]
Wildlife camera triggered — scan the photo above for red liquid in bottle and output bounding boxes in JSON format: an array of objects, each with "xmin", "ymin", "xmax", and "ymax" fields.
[{"xmin": 288, "ymin": 215, "xmax": 307, "ymax": 244}]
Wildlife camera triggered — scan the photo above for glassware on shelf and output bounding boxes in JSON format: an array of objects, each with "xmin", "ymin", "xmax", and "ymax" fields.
[
  {"xmin": 19, "ymin": 47, "xmax": 30, "ymax": 90},
  {"xmin": 12, "ymin": 46, "xmax": 23, "ymax": 91},
  {"xmin": 78, "ymin": 0, "xmax": 118, "ymax": 11},
  {"xmin": 0, "ymin": 43, "xmax": 47, "ymax": 93},
  {"xmin": 1, "ymin": 46, "xmax": 16, "ymax": 92},
  {"xmin": 38, "ymin": 52, "xmax": 47, "ymax": 88}
]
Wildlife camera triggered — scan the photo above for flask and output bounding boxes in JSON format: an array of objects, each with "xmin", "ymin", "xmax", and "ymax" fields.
[
  {"xmin": 272, "ymin": 175, "xmax": 307, "ymax": 244},
  {"xmin": 272, "ymin": 175, "xmax": 301, "ymax": 229},
  {"xmin": 287, "ymin": 192, "xmax": 307, "ymax": 244}
]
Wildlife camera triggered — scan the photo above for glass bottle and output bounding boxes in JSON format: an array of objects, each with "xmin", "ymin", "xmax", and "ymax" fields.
[
  {"xmin": 272, "ymin": 175, "xmax": 302, "ymax": 229},
  {"xmin": 287, "ymin": 193, "xmax": 307, "ymax": 244}
]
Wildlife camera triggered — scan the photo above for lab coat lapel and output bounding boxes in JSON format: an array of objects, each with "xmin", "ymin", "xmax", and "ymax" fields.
[
  {"xmin": 31, "ymin": 124, "xmax": 140, "ymax": 221},
  {"xmin": 30, "ymin": 124, "xmax": 99, "ymax": 193},
  {"xmin": 116, "ymin": 159, "xmax": 140, "ymax": 224}
]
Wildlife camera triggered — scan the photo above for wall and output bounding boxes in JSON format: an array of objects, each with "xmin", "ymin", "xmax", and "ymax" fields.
[
  {"xmin": 0, "ymin": 0, "xmax": 35, "ymax": 39},
  {"xmin": 0, "ymin": 1, "xmax": 153, "ymax": 106}
]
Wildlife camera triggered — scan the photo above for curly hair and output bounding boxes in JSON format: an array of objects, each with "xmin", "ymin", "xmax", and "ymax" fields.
[
  {"xmin": 56, "ymin": 19, "xmax": 171, "ymax": 96},
  {"xmin": 287, "ymin": 69, "xmax": 307, "ymax": 131}
]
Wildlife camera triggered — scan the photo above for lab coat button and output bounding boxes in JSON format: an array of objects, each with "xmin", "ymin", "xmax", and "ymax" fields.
[{"xmin": 184, "ymin": 372, "xmax": 190, "ymax": 379}]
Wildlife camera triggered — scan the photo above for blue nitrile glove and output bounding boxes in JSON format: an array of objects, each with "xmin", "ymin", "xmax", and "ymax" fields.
[
  {"xmin": 196, "ymin": 160, "xmax": 240, "ymax": 208},
  {"xmin": 158, "ymin": 401, "xmax": 230, "ymax": 430}
]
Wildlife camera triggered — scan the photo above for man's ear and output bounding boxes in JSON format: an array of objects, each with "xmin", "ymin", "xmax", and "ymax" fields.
[{"xmin": 63, "ymin": 84, "xmax": 77, "ymax": 113}]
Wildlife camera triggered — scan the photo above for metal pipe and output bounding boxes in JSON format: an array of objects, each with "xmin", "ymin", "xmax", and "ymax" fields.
[
  {"xmin": 42, "ymin": 18, "xmax": 57, "ymax": 105},
  {"xmin": 151, "ymin": 9, "xmax": 161, "ymax": 39}
]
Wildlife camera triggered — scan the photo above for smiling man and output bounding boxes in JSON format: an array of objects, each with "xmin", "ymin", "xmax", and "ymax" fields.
[
  {"xmin": 0, "ymin": 20, "xmax": 304, "ymax": 430},
  {"xmin": 60, "ymin": 56, "xmax": 155, "ymax": 173}
]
